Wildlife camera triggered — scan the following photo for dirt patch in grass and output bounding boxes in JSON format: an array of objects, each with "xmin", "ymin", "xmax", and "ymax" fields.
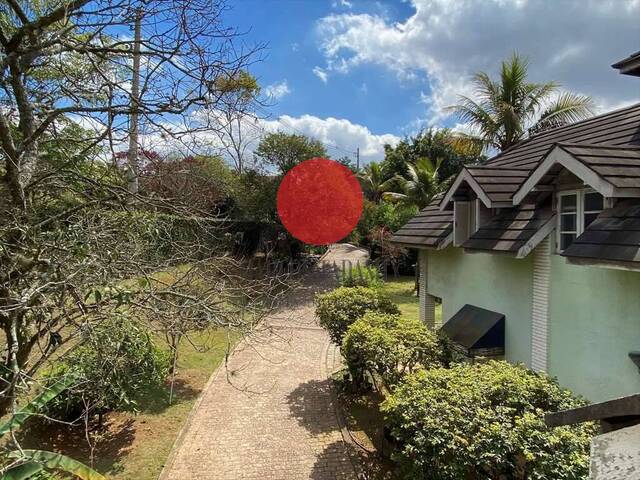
[{"xmin": 14, "ymin": 328, "xmax": 235, "ymax": 479}]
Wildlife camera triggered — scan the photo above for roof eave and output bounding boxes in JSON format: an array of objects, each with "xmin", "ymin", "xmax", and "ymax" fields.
[
  {"xmin": 612, "ymin": 52, "xmax": 640, "ymax": 77},
  {"xmin": 563, "ymin": 256, "xmax": 640, "ymax": 273},
  {"xmin": 512, "ymin": 144, "xmax": 617, "ymax": 205},
  {"xmin": 389, "ymin": 232, "xmax": 453, "ymax": 250},
  {"xmin": 439, "ymin": 168, "xmax": 493, "ymax": 211}
]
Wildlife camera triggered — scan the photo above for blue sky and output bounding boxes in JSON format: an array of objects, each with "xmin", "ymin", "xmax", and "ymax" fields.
[
  {"xmin": 219, "ymin": 0, "xmax": 640, "ymax": 164},
  {"xmin": 224, "ymin": 1, "xmax": 422, "ymax": 135}
]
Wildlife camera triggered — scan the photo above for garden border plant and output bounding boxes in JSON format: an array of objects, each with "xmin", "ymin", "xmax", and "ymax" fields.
[
  {"xmin": 381, "ymin": 361, "xmax": 596, "ymax": 480},
  {"xmin": 315, "ymin": 286, "xmax": 399, "ymax": 345},
  {"xmin": 342, "ymin": 311, "xmax": 443, "ymax": 390}
]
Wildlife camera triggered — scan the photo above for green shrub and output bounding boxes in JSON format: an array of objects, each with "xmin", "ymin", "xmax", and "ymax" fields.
[
  {"xmin": 338, "ymin": 264, "xmax": 383, "ymax": 289},
  {"xmin": 382, "ymin": 361, "xmax": 595, "ymax": 480},
  {"xmin": 315, "ymin": 287, "xmax": 399, "ymax": 345},
  {"xmin": 342, "ymin": 311, "xmax": 442, "ymax": 389},
  {"xmin": 45, "ymin": 315, "xmax": 170, "ymax": 421}
]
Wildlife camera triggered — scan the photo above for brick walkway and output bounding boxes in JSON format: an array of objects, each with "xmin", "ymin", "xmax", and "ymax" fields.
[{"xmin": 160, "ymin": 244, "xmax": 368, "ymax": 480}]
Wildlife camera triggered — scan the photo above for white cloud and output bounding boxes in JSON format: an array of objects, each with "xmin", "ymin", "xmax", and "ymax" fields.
[
  {"xmin": 128, "ymin": 110, "xmax": 399, "ymax": 167},
  {"xmin": 262, "ymin": 114, "xmax": 400, "ymax": 164},
  {"xmin": 332, "ymin": 0, "xmax": 353, "ymax": 8},
  {"xmin": 264, "ymin": 80, "xmax": 291, "ymax": 100},
  {"xmin": 312, "ymin": 66, "xmax": 329, "ymax": 83},
  {"xmin": 316, "ymin": 0, "xmax": 640, "ymax": 124}
]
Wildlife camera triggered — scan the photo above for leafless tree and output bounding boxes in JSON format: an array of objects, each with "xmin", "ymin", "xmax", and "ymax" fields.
[{"xmin": 0, "ymin": 0, "xmax": 279, "ymax": 424}]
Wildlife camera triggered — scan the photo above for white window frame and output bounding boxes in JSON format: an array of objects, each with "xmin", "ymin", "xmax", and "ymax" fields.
[{"xmin": 556, "ymin": 188, "xmax": 604, "ymax": 253}]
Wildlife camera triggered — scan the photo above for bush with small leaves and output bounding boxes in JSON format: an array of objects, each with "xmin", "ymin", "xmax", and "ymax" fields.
[
  {"xmin": 45, "ymin": 315, "xmax": 170, "ymax": 422},
  {"xmin": 382, "ymin": 361, "xmax": 596, "ymax": 480},
  {"xmin": 315, "ymin": 287, "xmax": 399, "ymax": 345},
  {"xmin": 342, "ymin": 311, "xmax": 443, "ymax": 389}
]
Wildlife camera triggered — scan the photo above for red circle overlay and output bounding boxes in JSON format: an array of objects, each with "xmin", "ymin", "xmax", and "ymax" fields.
[{"xmin": 277, "ymin": 158, "xmax": 363, "ymax": 246}]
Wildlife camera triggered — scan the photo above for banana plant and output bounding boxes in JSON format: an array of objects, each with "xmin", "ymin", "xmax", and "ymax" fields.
[{"xmin": 0, "ymin": 377, "xmax": 105, "ymax": 480}]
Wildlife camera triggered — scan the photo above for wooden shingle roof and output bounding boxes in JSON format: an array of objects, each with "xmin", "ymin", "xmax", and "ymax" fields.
[
  {"xmin": 392, "ymin": 102, "xmax": 640, "ymax": 254},
  {"xmin": 389, "ymin": 196, "xmax": 452, "ymax": 249},
  {"xmin": 463, "ymin": 204, "xmax": 555, "ymax": 257},
  {"xmin": 563, "ymin": 200, "xmax": 640, "ymax": 264},
  {"xmin": 556, "ymin": 144, "xmax": 640, "ymax": 190},
  {"xmin": 439, "ymin": 103, "xmax": 640, "ymax": 208}
]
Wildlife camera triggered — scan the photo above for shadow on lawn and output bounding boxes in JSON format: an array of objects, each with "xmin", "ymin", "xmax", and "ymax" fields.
[
  {"xmin": 14, "ymin": 416, "xmax": 136, "ymax": 475},
  {"xmin": 12, "ymin": 376, "xmax": 201, "ymax": 475},
  {"xmin": 137, "ymin": 377, "xmax": 201, "ymax": 414}
]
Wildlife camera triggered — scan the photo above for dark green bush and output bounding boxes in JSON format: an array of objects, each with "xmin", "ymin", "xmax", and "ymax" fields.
[
  {"xmin": 342, "ymin": 311, "xmax": 442, "ymax": 389},
  {"xmin": 382, "ymin": 361, "xmax": 595, "ymax": 480},
  {"xmin": 338, "ymin": 264, "xmax": 383, "ymax": 289},
  {"xmin": 315, "ymin": 287, "xmax": 399, "ymax": 345},
  {"xmin": 45, "ymin": 315, "xmax": 170, "ymax": 421}
]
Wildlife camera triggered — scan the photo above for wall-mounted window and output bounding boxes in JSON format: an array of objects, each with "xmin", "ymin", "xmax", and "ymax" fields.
[{"xmin": 557, "ymin": 190, "xmax": 604, "ymax": 252}]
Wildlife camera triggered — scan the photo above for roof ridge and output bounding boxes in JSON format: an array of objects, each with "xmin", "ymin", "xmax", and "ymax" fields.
[
  {"xmin": 486, "ymin": 101, "xmax": 640, "ymax": 166},
  {"xmin": 556, "ymin": 142, "xmax": 640, "ymax": 150}
]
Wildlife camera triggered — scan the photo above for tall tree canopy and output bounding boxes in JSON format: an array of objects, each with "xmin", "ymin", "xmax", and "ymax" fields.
[
  {"xmin": 381, "ymin": 128, "xmax": 484, "ymax": 185},
  {"xmin": 0, "ymin": 0, "xmax": 260, "ymax": 211},
  {"xmin": 384, "ymin": 157, "xmax": 444, "ymax": 209},
  {"xmin": 450, "ymin": 53, "xmax": 594, "ymax": 151},
  {"xmin": 254, "ymin": 132, "xmax": 326, "ymax": 174}
]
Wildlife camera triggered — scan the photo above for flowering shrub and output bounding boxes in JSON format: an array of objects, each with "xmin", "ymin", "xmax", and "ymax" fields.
[
  {"xmin": 382, "ymin": 361, "xmax": 595, "ymax": 480},
  {"xmin": 315, "ymin": 287, "xmax": 399, "ymax": 345}
]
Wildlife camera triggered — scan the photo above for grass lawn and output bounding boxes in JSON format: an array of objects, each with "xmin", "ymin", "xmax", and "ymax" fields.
[
  {"xmin": 381, "ymin": 275, "xmax": 442, "ymax": 323},
  {"xmin": 16, "ymin": 328, "xmax": 237, "ymax": 480}
]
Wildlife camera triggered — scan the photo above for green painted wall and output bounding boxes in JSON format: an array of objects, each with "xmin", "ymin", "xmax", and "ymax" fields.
[
  {"xmin": 548, "ymin": 255, "xmax": 640, "ymax": 402},
  {"xmin": 427, "ymin": 247, "xmax": 533, "ymax": 366},
  {"xmin": 426, "ymin": 245, "xmax": 640, "ymax": 403}
]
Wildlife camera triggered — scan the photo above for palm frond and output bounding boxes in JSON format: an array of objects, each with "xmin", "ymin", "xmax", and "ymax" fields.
[{"xmin": 535, "ymin": 92, "xmax": 594, "ymax": 130}]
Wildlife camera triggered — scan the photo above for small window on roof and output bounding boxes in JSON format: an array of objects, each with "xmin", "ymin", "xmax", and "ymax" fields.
[
  {"xmin": 584, "ymin": 191, "xmax": 604, "ymax": 228},
  {"xmin": 557, "ymin": 190, "xmax": 604, "ymax": 252},
  {"xmin": 559, "ymin": 193, "xmax": 578, "ymax": 251}
]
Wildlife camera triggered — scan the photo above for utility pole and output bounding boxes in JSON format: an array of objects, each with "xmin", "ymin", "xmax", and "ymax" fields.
[
  {"xmin": 127, "ymin": 8, "xmax": 142, "ymax": 195},
  {"xmin": 356, "ymin": 147, "xmax": 360, "ymax": 170}
]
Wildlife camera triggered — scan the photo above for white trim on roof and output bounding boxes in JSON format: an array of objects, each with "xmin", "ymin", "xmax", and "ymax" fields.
[
  {"xmin": 512, "ymin": 145, "xmax": 617, "ymax": 205},
  {"xmin": 439, "ymin": 168, "xmax": 493, "ymax": 211},
  {"xmin": 516, "ymin": 215, "xmax": 556, "ymax": 259}
]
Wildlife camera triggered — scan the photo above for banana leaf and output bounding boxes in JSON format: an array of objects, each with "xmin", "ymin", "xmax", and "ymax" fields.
[
  {"xmin": 0, "ymin": 375, "xmax": 76, "ymax": 438},
  {"xmin": 0, "ymin": 462, "xmax": 43, "ymax": 480},
  {"xmin": 7, "ymin": 450, "xmax": 105, "ymax": 480}
]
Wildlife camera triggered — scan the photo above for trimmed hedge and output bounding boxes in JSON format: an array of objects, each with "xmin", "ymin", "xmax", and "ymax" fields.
[
  {"xmin": 315, "ymin": 286, "xmax": 399, "ymax": 345},
  {"xmin": 342, "ymin": 311, "xmax": 442, "ymax": 389},
  {"xmin": 382, "ymin": 361, "xmax": 595, "ymax": 480}
]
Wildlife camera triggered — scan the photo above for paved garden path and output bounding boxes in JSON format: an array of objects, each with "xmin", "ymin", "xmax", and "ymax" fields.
[{"xmin": 161, "ymin": 244, "xmax": 368, "ymax": 480}]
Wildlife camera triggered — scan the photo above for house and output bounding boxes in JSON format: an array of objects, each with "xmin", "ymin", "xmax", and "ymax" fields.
[{"xmin": 391, "ymin": 51, "xmax": 640, "ymax": 403}]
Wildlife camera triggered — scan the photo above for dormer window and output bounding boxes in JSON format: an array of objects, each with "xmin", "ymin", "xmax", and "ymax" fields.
[{"xmin": 557, "ymin": 190, "xmax": 604, "ymax": 252}]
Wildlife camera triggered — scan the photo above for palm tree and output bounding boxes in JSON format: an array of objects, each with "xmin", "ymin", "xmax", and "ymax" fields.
[
  {"xmin": 384, "ymin": 157, "xmax": 443, "ymax": 209},
  {"xmin": 357, "ymin": 161, "xmax": 397, "ymax": 202},
  {"xmin": 450, "ymin": 53, "xmax": 594, "ymax": 151}
]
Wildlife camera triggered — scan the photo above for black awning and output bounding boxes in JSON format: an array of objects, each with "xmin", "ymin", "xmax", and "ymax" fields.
[{"xmin": 440, "ymin": 304, "xmax": 505, "ymax": 353}]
